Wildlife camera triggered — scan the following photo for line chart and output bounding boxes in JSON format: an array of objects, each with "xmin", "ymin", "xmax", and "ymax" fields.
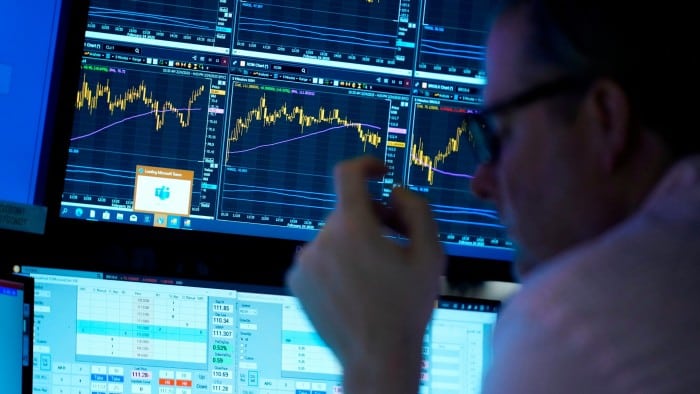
[
  {"xmin": 233, "ymin": 0, "xmax": 416, "ymax": 68},
  {"xmin": 417, "ymin": 0, "xmax": 490, "ymax": 78},
  {"xmin": 86, "ymin": 0, "xmax": 233, "ymax": 50},
  {"xmin": 63, "ymin": 66, "xmax": 216, "ymax": 207},
  {"xmin": 71, "ymin": 71, "xmax": 209, "ymax": 160},
  {"xmin": 407, "ymin": 100, "xmax": 505, "ymax": 241},
  {"xmin": 218, "ymin": 81, "xmax": 391, "ymax": 223}
]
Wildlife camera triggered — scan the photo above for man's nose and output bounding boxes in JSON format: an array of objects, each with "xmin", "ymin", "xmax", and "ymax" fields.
[{"xmin": 470, "ymin": 162, "xmax": 497, "ymax": 201}]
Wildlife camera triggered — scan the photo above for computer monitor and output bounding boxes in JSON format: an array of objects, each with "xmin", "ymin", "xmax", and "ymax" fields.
[
  {"xmin": 19, "ymin": 263, "xmax": 500, "ymax": 394},
  {"xmin": 0, "ymin": 272, "xmax": 34, "ymax": 394},
  {"xmin": 43, "ymin": 0, "xmax": 515, "ymax": 281},
  {"xmin": 0, "ymin": 0, "xmax": 70, "ymax": 235}
]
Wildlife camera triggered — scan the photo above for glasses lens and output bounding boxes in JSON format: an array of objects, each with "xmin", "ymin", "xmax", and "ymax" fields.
[{"xmin": 468, "ymin": 113, "xmax": 499, "ymax": 164}]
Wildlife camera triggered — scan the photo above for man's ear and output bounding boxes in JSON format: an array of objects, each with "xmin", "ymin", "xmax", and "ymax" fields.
[{"xmin": 580, "ymin": 78, "xmax": 632, "ymax": 173}]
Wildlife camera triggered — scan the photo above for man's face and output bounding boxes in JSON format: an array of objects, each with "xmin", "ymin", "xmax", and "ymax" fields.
[{"xmin": 471, "ymin": 7, "xmax": 611, "ymax": 275}]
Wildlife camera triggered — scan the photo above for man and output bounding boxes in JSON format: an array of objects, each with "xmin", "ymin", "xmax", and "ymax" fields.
[{"xmin": 286, "ymin": 0, "xmax": 700, "ymax": 392}]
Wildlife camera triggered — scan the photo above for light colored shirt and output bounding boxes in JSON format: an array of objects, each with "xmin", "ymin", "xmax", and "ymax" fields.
[{"xmin": 483, "ymin": 155, "xmax": 700, "ymax": 393}]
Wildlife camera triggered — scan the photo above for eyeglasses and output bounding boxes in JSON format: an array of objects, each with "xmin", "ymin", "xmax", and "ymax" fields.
[{"xmin": 469, "ymin": 75, "xmax": 592, "ymax": 163}]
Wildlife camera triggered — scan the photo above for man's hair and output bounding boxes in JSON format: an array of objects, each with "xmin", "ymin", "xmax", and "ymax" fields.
[{"xmin": 492, "ymin": 0, "xmax": 699, "ymax": 159}]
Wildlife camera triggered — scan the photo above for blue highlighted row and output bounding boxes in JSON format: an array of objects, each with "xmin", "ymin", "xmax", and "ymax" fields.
[{"xmin": 77, "ymin": 320, "xmax": 207, "ymax": 342}]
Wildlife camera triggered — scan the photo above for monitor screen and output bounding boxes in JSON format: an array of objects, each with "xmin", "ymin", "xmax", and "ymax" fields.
[
  {"xmin": 0, "ymin": 273, "xmax": 34, "ymax": 394},
  {"xmin": 0, "ymin": 0, "xmax": 68, "ymax": 234},
  {"xmin": 19, "ymin": 263, "xmax": 500, "ymax": 394},
  {"xmin": 45, "ymin": 0, "xmax": 514, "ymax": 277}
]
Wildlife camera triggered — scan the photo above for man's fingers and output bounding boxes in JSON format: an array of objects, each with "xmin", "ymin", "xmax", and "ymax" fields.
[
  {"xmin": 389, "ymin": 187, "xmax": 445, "ymax": 265},
  {"xmin": 333, "ymin": 156, "xmax": 387, "ymax": 213}
]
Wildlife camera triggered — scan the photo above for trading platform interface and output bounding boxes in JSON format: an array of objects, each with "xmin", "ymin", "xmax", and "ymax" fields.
[
  {"xmin": 21, "ymin": 265, "xmax": 500, "ymax": 394},
  {"xmin": 58, "ymin": 0, "xmax": 513, "ymax": 261}
]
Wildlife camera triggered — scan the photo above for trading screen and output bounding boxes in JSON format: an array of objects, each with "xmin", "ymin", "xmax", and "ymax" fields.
[
  {"xmin": 58, "ymin": 0, "xmax": 513, "ymax": 261},
  {"xmin": 22, "ymin": 264, "xmax": 500, "ymax": 394}
]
